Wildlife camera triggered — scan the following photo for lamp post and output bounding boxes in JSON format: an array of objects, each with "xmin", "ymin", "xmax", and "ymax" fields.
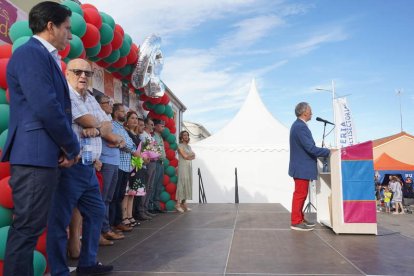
[{"xmin": 315, "ymin": 80, "xmax": 336, "ymax": 147}]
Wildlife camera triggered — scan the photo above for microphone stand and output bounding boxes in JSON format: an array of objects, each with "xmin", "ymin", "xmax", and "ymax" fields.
[{"xmin": 321, "ymin": 122, "xmax": 328, "ymax": 172}]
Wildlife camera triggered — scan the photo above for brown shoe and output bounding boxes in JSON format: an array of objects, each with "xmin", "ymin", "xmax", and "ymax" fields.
[
  {"xmin": 103, "ymin": 231, "xmax": 125, "ymax": 240},
  {"xmin": 115, "ymin": 223, "xmax": 133, "ymax": 232},
  {"xmin": 111, "ymin": 227, "xmax": 123, "ymax": 234},
  {"xmin": 99, "ymin": 235, "xmax": 114, "ymax": 246}
]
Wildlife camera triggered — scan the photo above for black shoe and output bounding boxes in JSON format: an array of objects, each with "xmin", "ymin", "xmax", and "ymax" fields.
[
  {"xmin": 290, "ymin": 223, "xmax": 314, "ymax": 231},
  {"xmin": 148, "ymin": 210, "xmax": 157, "ymax": 214},
  {"xmin": 145, "ymin": 211, "xmax": 156, "ymax": 217},
  {"xmin": 76, "ymin": 262, "xmax": 113, "ymax": 275},
  {"xmin": 156, "ymin": 209, "xmax": 166, "ymax": 213}
]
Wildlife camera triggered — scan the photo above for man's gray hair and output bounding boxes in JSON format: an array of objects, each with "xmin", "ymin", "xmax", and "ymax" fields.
[{"xmin": 295, "ymin": 102, "xmax": 310, "ymax": 117}]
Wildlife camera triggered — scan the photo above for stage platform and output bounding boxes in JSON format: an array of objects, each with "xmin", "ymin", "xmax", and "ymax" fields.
[{"xmin": 69, "ymin": 203, "xmax": 414, "ymax": 275}]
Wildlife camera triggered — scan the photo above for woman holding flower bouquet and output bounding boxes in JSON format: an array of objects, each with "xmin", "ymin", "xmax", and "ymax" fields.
[{"xmin": 176, "ymin": 130, "xmax": 196, "ymax": 212}]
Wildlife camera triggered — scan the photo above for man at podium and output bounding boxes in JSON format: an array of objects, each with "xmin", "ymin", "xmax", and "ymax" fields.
[{"xmin": 288, "ymin": 102, "xmax": 330, "ymax": 231}]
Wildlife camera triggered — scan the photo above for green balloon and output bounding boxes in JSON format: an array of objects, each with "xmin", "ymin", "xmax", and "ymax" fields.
[
  {"xmin": 167, "ymin": 134, "xmax": 176, "ymax": 144},
  {"xmin": 12, "ymin": 36, "xmax": 30, "ymax": 52},
  {"xmin": 63, "ymin": 57, "xmax": 71, "ymax": 64},
  {"xmin": 154, "ymin": 104, "xmax": 165, "ymax": 115},
  {"xmin": 169, "ymin": 175, "xmax": 177, "ymax": 184},
  {"xmin": 160, "ymin": 191, "xmax": 170, "ymax": 203},
  {"xmin": 85, "ymin": 43, "xmax": 101, "ymax": 57},
  {"xmin": 163, "ymin": 159, "xmax": 170, "ymax": 168},
  {"xmin": 62, "ymin": 0, "xmax": 83, "ymax": 16},
  {"xmin": 0, "ymin": 206, "xmax": 12, "ymax": 228},
  {"xmin": 9, "ymin": 21, "xmax": 32, "ymax": 43},
  {"xmin": 124, "ymin": 33, "xmax": 133, "ymax": 46},
  {"xmin": 169, "ymin": 143, "xmax": 178, "ymax": 151},
  {"xmin": 164, "ymin": 104, "xmax": 173, "ymax": 118},
  {"xmin": 119, "ymin": 65, "xmax": 132, "ymax": 76},
  {"xmin": 100, "ymin": 23, "xmax": 114, "ymax": 45},
  {"xmin": 0, "ymin": 129, "xmax": 8, "ymax": 150},
  {"xmin": 105, "ymin": 66, "xmax": 118, "ymax": 73},
  {"xmin": 88, "ymin": 56, "xmax": 101, "ymax": 62},
  {"xmin": 0, "ymin": 226, "xmax": 10, "ymax": 259},
  {"xmin": 165, "ymin": 200, "xmax": 176, "ymax": 211},
  {"xmin": 70, "ymin": 12, "xmax": 86, "ymax": 37},
  {"xmin": 119, "ymin": 38, "xmax": 131, "ymax": 57},
  {"xmin": 67, "ymin": 34, "xmax": 83, "ymax": 59},
  {"xmin": 160, "ymin": 185, "xmax": 165, "ymax": 192},
  {"xmin": 33, "ymin": 250, "xmax": 47, "ymax": 276},
  {"xmin": 0, "ymin": 104, "xmax": 10, "ymax": 133},
  {"xmin": 165, "ymin": 166, "xmax": 175, "ymax": 177},
  {"xmin": 100, "ymin": 12, "xmax": 115, "ymax": 30},
  {"xmin": 0, "ymin": 88, "xmax": 7, "ymax": 104},
  {"xmin": 104, "ymin": 49, "xmax": 120, "ymax": 64},
  {"xmin": 161, "ymin": 127, "xmax": 171, "ymax": 138}
]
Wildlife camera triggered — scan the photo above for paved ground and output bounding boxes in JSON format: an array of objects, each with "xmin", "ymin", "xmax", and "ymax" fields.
[{"xmin": 69, "ymin": 203, "xmax": 414, "ymax": 276}]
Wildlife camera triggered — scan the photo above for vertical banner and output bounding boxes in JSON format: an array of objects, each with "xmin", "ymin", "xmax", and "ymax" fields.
[{"xmin": 333, "ymin": 97, "xmax": 356, "ymax": 148}]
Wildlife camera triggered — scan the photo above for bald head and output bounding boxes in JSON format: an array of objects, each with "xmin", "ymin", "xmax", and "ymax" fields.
[{"xmin": 65, "ymin": 58, "xmax": 93, "ymax": 94}]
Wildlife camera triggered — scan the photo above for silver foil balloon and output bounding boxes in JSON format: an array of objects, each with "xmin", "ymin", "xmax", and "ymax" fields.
[
  {"xmin": 132, "ymin": 34, "xmax": 165, "ymax": 97},
  {"xmin": 143, "ymin": 77, "xmax": 165, "ymax": 97}
]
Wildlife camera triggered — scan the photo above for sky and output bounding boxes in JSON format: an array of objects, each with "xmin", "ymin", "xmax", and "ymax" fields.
[{"xmin": 84, "ymin": 0, "xmax": 414, "ymax": 145}]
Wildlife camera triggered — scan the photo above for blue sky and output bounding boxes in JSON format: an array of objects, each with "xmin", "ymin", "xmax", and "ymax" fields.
[{"xmin": 84, "ymin": 0, "xmax": 414, "ymax": 145}]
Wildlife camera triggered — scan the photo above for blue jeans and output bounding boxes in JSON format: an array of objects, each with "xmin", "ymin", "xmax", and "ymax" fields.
[
  {"xmin": 47, "ymin": 163, "xmax": 105, "ymax": 276},
  {"xmin": 110, "ymin": 169, "xmax": 129, "ymax": 226},
  {"xmin": 100, "ymin": 163, "xmax": 118, "ymax": 233}
]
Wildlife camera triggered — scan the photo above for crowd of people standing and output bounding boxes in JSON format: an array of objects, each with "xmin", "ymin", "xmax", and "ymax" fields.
[{"xmin": 0, "ymin": 2, "xmax": 195, "ymax": 275}]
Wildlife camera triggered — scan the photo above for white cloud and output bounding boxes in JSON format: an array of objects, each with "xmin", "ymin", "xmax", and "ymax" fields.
[{"xmin": 284, "ymin": 27, "xmax": 348, "ymax": 56}]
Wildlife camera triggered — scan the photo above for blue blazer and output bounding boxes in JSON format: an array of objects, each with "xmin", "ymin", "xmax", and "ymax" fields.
[
  {"xmin": 288, "ymin": 119, "xmax": 330, "ymax": 180},
  {"xmin": 1, "ymin": 37, "xmax": 79, "ymax": 167}
]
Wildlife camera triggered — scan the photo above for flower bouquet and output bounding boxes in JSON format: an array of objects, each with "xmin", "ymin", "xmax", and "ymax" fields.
[{"xmin": 141, "ymin": 137, "xmax": 161, "ymax": 160}]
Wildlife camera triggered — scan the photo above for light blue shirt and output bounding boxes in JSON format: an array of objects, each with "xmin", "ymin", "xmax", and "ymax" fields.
[{"xmin": 100, "ymin": 115, "xmax": 120, "ymax": 166}]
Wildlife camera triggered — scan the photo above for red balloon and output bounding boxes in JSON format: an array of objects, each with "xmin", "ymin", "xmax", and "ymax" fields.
[
  {"xmin": 0, "ymin": 176, "xmax": 13, "ymax": 209},
  {"xmin": 82, "ymin": 7, "xmax": 102, "ymax": 29},
  {"xmin": 112, "ymin": 72, "xmax": 123, "ymax": 79},
  {"xmin": 0, "ymin": 161, "xmax": 10, "ymax": 179},
  {"xmin": 81, "ymin": 23, "xmax": 100, "ymax": 48},
  {"xmin": 58, "ymin": 43, "xmax": 70, "ymax": 59},
  {"xmin": 139, "ymin": 94, "xmax": 149, "ymax": 102},
  {"xmin": 166, "ymin": 149, "xmax": 175, "ymax": 160},
  {"xmin": 114, "ymin": 24, "xmax": 124, "ymax": 37},
  {"xmin": 5, "ymin": 88, "xmax": 9, "ymax": 102},
  {"xmin": 170, "ymin": 126, "xmax": 176, "ymax": 134},
  {"xmin": 148, "ymin": 96, "xmax": 161, "ymax": 105},
  {"xmin": 111, "ymin": 56, "xmax": 127, "ymax": 68},
  {"xmin": 163, "ymin": 141, "xmax": 170, "ymax": 149},
  {"xmin": 35, "ymin": 230, "xmax": 47, "ymax": 255},
  {"xmin": 0, "ymin": 44, "xmax": 12, "ymax": 59},
  {"xmin": 79, "ymin": 49, "xmax": 86, "ymax": 59},
  {"xmin": 0, "ymin": 58, "xmax": 9, "ymax": 89},
  {"xmin": 95, "ymin": 60, "xmax": 110, "ymax": 68},
  {"xmin": 170, "ymin": 193, "xmax": 176, "ymax": 201},
  {"xmin": 81, "ymin": 3, "xmax": 98, "ymax": 11},
  {"xmin": 159, "ymin": 201, "xmax": 165, "ymax": 211},
  {"xmin": 111, "ymin": 31, "xmax": 123, "ymax": 50},
  {"xmin": 126, "ymin": 49, "xmax": 138, "ymax": 65},
  {"xmin": 0, "ymin": 261, "xmax": 4, "ymax": 276},
  {"xmin": 163, "ymin": 175, "xmax": 170, "ymax": 185},
  {"xmin": 96, "ymin": 43, "xmax": 112, "ymax": 59},
  {"xmin": 160, "ymin": 115, "xmax": 168, "ymax": 123},
  {"xmin": 61, "ymin": 61, "xmax": 67, "ymax": 73},
  {"xmin": 159, "ymin": 93, "xmax": 170, "ymax": 105},
  {"xmin": 169, "ymin": 158, "xmax": 178, "ymax": 168},
  {"xmin": 165, "ymin": 183, "xmax": 176, "ymax": 194}
]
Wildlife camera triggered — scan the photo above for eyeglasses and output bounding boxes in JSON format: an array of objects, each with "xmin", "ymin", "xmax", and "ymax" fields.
[
  {"xmin": 69, "ymin": 69, "xmax": 94, "ymax": 78},
  {"xmin": 100, "ymin": 101, "xmax": 110, "ymax": 105}
]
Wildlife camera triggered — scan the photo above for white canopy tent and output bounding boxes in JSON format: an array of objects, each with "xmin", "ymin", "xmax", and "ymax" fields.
[{"xmin": 190, "ymin": 80, "xmax": 293, "ymax": 210}]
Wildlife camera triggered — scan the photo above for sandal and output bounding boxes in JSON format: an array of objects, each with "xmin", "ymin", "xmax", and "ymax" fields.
[
  {"xmin": 128, "ymin": 217, "xmax": 139, "ymax": 227},
  {"xmin": 176, "ymin": 205, "xmax": 184, "ymax": 213},
  {"xmin": 122, "ymin": 218, "xmax": 131, "ymax": 227}
]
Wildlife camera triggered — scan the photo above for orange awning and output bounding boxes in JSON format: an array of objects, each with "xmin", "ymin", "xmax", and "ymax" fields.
[{"xmin": 374, "ymin": 153, "xmax": 414, "ymax": 171}]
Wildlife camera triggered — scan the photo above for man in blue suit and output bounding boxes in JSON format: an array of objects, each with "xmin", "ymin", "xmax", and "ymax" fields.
[
  {"xmin": 288, "ymin": 102, "xmax": 330, "ymax": 231},
  {"xmin": 0, "ymin": 2, "xmax": 80, "ymax": 275}
]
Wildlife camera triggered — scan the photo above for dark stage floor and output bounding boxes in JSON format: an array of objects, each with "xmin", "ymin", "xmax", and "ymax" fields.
[{"xmin": 69, "ymin": 203, "xmax": 414, "ymax": 275}]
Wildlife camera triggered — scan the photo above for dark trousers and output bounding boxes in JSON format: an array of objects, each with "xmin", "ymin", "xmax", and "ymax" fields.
[
  {"xmin": 150, "ymin": 162, "xmax": 164, "ymax": 211},
  {"xmin": 3, "ymin": 165, "xmax": 59, "ymax": 276},
  {"xmin": 110, "ymin": 169, "xmax": 129, "ymax": 226},
  {"xmin": 47, "ymin": 163, "xmax": 105, "ymax": 276},
  {"xmin": 100, "ymin": 163, "xmax": 118, "ymax": 233}
]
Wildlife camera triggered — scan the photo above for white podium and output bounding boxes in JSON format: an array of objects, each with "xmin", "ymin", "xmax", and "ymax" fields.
[{"xmin": 315, "ymin": 144, "xmax": 377, "ymax": 235}]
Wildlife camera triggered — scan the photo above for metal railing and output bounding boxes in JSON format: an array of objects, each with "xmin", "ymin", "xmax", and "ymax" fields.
[{"xmin": 198, "ymin": 168, "xmax": 207, "ymax": 203}]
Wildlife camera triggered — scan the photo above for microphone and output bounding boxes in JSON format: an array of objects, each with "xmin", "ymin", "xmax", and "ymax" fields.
[{"xmin": 316, "ymin": 117, "xmax": 335, "ymax": 125}]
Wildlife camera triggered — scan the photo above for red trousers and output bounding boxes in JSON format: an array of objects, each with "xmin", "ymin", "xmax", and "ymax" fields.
[{"xmin": 291, "ymin": 178, "xmax": 309, "ymax": 225}]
